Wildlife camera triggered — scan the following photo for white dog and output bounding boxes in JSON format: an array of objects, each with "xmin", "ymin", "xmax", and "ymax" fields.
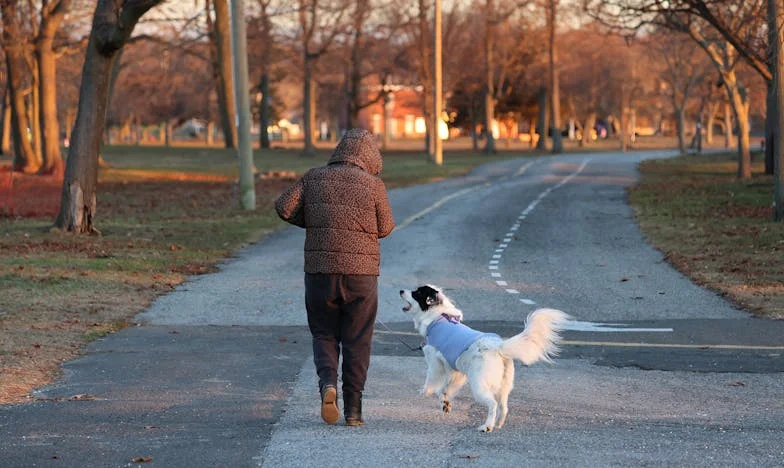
[{"xmin": 399, "ymin": 285, "xmax": 570, "ymax": 432}]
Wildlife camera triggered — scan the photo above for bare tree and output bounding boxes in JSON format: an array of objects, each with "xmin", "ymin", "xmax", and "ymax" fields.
[
  {"xmin": 773, "ymin": 0, "xmax": 784, "ymax": 221},
  {"xmin": 2, "ymin": 1, "xmax": 40, "ymax": 173},
  {"xmin": 54, "ymin": 0, "xmax": 165, "ymax": 234},
  {"xmin": 35, "ymin": 0, "xmax": 71, "ymax": 175},
  {"xmin": 650, "ymin": 31, "xmax": 711, "ymax": 154},
  {"xmin": 207, "ymin": 0, "xmax": 237, "ymax": 148},
  {"xmin": 297, "ymin": 0, "xmax": 347, "ymax": 157},
  {"xmin": 547, "ymin": 0, "xmax": 562, "ymax": 153}
]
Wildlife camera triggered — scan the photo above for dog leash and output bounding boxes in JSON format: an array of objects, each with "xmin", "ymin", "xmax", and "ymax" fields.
[{"xmin": 375, "ymin": 318, "xmax": 423, "ymax": 353}]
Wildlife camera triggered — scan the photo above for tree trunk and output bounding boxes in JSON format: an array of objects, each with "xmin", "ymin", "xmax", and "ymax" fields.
[
  {"xmin": 548, "ymin": 0, "xmax": 562, "ymax": 154},
  {"xmin": 470, "ymin": 101, "xmax": 479, "ymax": 151},
  {"xmin": 728, "ymin": 90, "xmax": 751, "ymax": 179},
  {"xmin": 54, "ymin": 0, "xmax": 162, "ymax": 233},
  {"xmin": 705, "ymin": 101, "xmax": 718, "ymax": 144},
  {"xmin": 536, "ymin": 87, "xmax": 548, "ymax": 150},
  {"xmin": 31, "ymin": 60, "xmax": 43, "ymax": 165},
  {"xmin": 259, "ymin": 73, "xmax": 270, "ymax": 149},
  {"xmin": 581, "ymin": 112, "xmax": 596, "ymax": 146},
  {"xmin": 675, "ymin": 107, "xmax": 686, "ymax": 155},
  {"xmin": 772, "ymin": 0, "xmax": 784, "ymax": 220},
  {"xmin": 382, "ymin": 91, "xmax": 391, "ymax": 150},
  {"xmin": 765, "ymin": 78, "xmax": 776, "ymax": 175},
  {"xmin": 211, "ymin": 0, "xmax": 237, "ymax": 149},
  {"xmin": 37, "ymin": 30, "xmax": 64, "ymax": 175},
  {"xmin": 483, "ymin": 0, "xmax": 495, "ymax": 154},
  {"xmin": 347, "ymin": 29, "xmax": 362, "ymax": 129},
  {"xmin": 206, "ymin": 121, "xmax": 214, "ymax": 145},
  {"xmin": 302, "ymin": 56, "xmax": 316, "ymax": 157},
  {"xmin": 2, "ymin": 3, "xmax": 40, "ymax": 173},
  {"xmin": 723, "ymin": 101, "xmax": 734, "ymax": 148},
  {"xmin": 0, "ymin": 85, "xmax": 11, "ymax": 155}
]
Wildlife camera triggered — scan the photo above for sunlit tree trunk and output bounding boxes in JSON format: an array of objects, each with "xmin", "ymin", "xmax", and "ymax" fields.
[
  {"xmin": 0, "ymin": 85, "xmax": 11, "ymax": 155},
  {"xmin": 54, "ymin": 0, "xmax": 163, "ymax": 233},
  {"xmin": 31, "ymin": 61, "xmax": 43, "ymax": 166},
  {"xmin": 581, "ymin": 112, "xmax": 596, "ymax": 147},
  {"xmin": 723, "ymin": 101, "xmax": 733, "ymax": 148},
  {"xmin": 675, "ymin": 107, "xmax": 686, "ymax": 155},
  {"xmin": 690, "ymin": 29, "xmax": 751, "ymax": 179},
  {"xmin": 302, "ymin": 56, "xmax": 317, "ymax": 156},
  {"xmin": 36, "ymin": 0, "xmax": 68, "ymax": 175},
  {"xmin": 536, "ymin": 87, "xmax": 547, "ymax": 150},
  {"xmin": 209, "ymin": 0, "xmax": 237, "ymax": 149},
  {"xmin": 416, "ymin": 0, "xmax": 433, "ymax": 155},
  {"xmin": 2, "ymin": 2, "xmax": 40, "ymax": 173}
]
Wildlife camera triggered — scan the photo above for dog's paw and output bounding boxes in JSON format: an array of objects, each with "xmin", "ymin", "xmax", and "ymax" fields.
[
  {"xmin": 478, "ymin": 424, "xmax": 493, "ymax": 433},
  {"xmin": 441, "ymin": 400, "xmax": 451, "ymax": 414},
  {"xmin": 422, "ymin": 386, "xmax": 436, "ymax": 397}
]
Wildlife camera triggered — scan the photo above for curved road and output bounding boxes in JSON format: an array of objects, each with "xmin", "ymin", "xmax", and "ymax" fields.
[{"xmin": 2, "ymin": 150, "xmax": 782, "ymax": 467}]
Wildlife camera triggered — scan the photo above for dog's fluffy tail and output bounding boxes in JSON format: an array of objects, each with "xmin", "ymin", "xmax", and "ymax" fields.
[{"xmin": 500, "ymin": 308, "xmax": 570, "ymax": 366}]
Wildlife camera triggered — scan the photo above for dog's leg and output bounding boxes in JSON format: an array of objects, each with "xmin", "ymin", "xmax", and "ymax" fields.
[
  {"xmin": 495, "ymin": 359, "xmax": 514, "ymax": 429},
  {"xmin": 467, "ymin": 370, "xmax": 498, "ymax": 432},
  {"xmin": 422, "ymin": 346, "xmax": 448, "ymax": 398},
  {"xmin": 440, "ymin": 372, "xmax": 467, "ymax": 414},
  {"xmin": 473, "ymin": 387, "xmax": 498, "ymax": 433}
]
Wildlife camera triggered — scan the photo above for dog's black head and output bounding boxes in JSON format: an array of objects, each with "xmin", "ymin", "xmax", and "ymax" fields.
[{"xmin": 399, "ymin": 285, "xmax": 442, "ymax": 312}]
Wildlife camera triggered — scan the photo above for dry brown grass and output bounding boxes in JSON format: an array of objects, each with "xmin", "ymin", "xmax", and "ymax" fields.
[
  {"xmin": 628, "ymin": 152, "xmax": 784, "ymax": 319},
  {"xmin": 0, "ymin": 167, "xmax": 291, "ymax": 403}
]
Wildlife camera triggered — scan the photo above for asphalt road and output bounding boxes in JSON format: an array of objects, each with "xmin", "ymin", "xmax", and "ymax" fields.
[{"xmin": 1, "ymin": 150, "xmax": 782, "ymax": 467}]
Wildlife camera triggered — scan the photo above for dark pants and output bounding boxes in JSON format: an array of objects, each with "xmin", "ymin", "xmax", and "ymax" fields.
[{"xmin": 305, "ymin": 273, "xmax": 378, "ymax": 394}]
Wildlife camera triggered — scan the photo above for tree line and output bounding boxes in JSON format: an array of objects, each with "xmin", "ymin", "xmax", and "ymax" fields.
[{"xmin": 0, "ymin": 0, "xmax": 778, "ymax": 233}]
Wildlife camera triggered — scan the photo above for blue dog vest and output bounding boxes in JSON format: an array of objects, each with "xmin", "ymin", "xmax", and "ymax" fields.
[{"xmin": 426, "ymin": 315, "xmax": 500, "ymax": 369}]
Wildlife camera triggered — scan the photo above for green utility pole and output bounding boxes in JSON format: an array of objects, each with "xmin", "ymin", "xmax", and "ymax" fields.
[{"xmin": 230, "ymin": 0, "xmax": 256, "ymax": 210}]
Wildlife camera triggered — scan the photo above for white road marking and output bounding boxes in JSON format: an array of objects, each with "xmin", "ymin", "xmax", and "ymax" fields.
[
  {"xmin": 488, "ymin": 159, "xmax": 591, "ymax": 308},
  {"xmin": 397, "ymin": 184, "xmax": 487, "ymax": 229},
  {"xmin": 563, "ymin": 340, "xmax": 784, "ymax": 350},
  {"xmin": 563, "ymin": 321, "xmax": 673, "ymax": 332},
  {"xmin": 514, "ymin": 160, "xmax": 536, "ymax": 177},
  {"xmin": 373, "ymin": 331, "xmax": 784, "ymax": 351}
]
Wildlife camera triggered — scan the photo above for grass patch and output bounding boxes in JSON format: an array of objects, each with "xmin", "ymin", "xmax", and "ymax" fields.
[
  {"xmin": 0, "ymin": 145, "xmax": 531, "ymax": 403},
  {"xmin": 628, "ymin": 151, "xmax": 784, "ymax": 319}
]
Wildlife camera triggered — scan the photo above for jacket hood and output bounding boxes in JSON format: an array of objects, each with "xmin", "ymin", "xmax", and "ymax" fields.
[{"xmin": 328, "ymin": 128, "xmax": 382, "ymax": 175}]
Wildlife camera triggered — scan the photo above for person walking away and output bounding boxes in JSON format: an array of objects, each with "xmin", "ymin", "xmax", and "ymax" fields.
[{"xmin": 275, "ymin": 128, "xmax": 395, "ymax": 426}]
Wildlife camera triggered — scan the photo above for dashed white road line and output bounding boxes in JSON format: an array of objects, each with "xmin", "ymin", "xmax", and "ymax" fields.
[
  {"xmin": 488, "ymin": 158, "xmax": 591, "ymax": 306},
  {"xmin": 397, "ymin": 185, "xmax": 485, "ymax": 229}
]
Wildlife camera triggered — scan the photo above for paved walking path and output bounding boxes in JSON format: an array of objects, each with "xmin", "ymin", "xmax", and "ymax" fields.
[{"xmin": 2, "ymin": 150, "xmax": 783, "ymax": 467}]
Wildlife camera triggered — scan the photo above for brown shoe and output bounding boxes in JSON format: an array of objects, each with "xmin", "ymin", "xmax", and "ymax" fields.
[{"xmin": 320, "ymin": 385, "xmax": 339, "ymax": 425}]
